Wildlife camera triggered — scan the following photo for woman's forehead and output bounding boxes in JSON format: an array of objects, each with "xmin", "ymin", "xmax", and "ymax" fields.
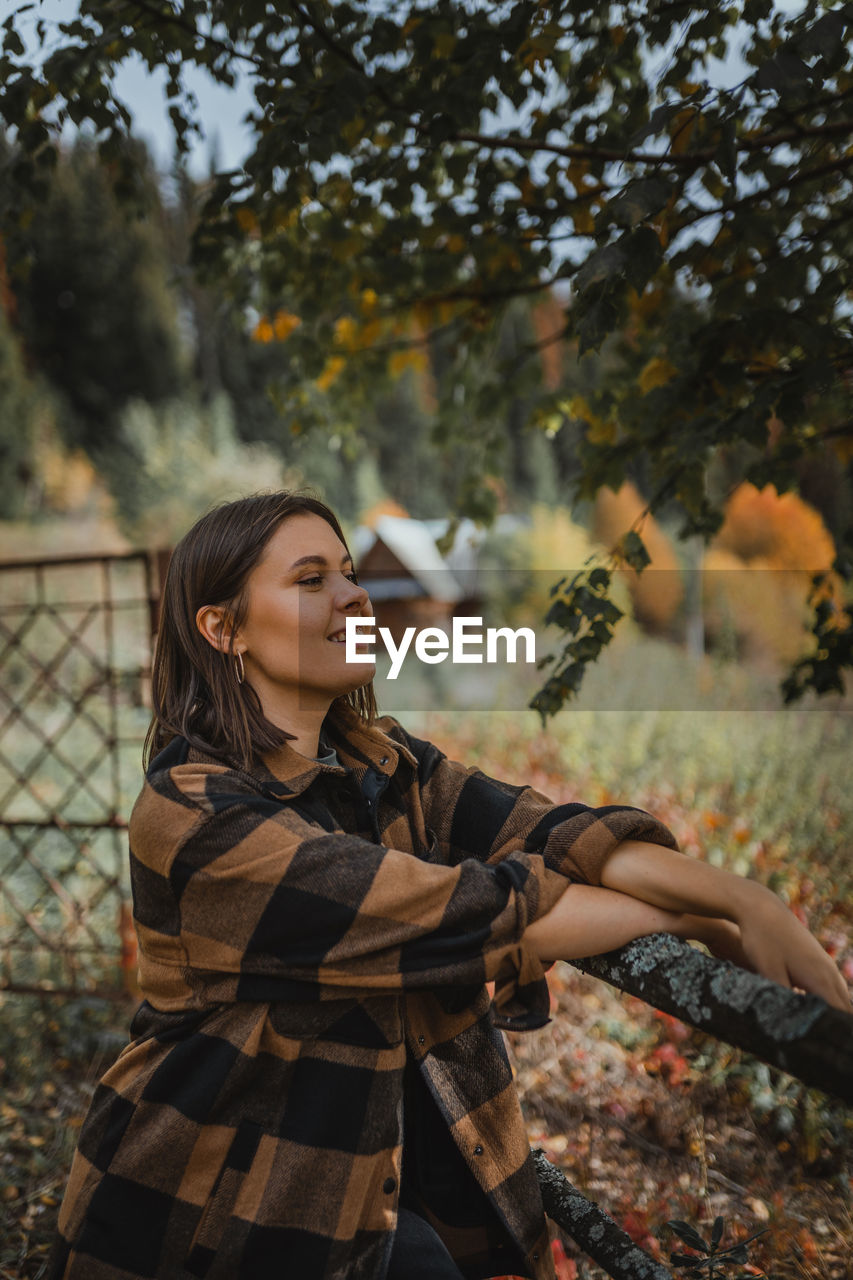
[{"xmin": 260, "ymin": 513, "xmax": 348, "ymax": 568}]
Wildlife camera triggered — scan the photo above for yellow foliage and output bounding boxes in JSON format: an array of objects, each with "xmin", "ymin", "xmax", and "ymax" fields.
[
  {"xmin": 333, "ymin": 315, "xmax": 359, "ymax": 350},
  {"xmin": 359, "ymin": 287, "xmax": 378, "ymax": 314},
  {"xmin": 592, "ymin": 482, "xmax": 684, "ymax": 633},
  {"xmin": 569, "ymin": 395, "xmax": 616, "ymax": 444},
  {"xmin": 638, "ymin": 356, "xmax": 677, "ymax": 394},
  {"xmin": 273, "ymin": 310, "xmax": 301, "ymax": 341},
  {"xmin": 315, "ymin": 356, "xmax": 345, "ymax": 392},
  {"xmin": 272, "ymin": 206, "xmax": 300, "ymax": 232},
  {"xmin": 253, "ymin": 312, "xmax": 300, "ymax": 343},
  {"xmin": 359, "ymin": 318, "xmax": 383, "ymax": 347},
  {"xmin": 235, "ymin": 206, "xmax": 258, "ymax": 234},
  {"xmin": 388, "ymin": 347, "xmax": 429, "ymax": 378}
]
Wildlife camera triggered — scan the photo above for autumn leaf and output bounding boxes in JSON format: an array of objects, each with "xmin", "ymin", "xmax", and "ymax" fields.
[
  {"xmin": 639, "ymin": 356, "xmax": 677, "ymax": 394},
  {"xmin": 252, "ymin": 316, "xmax": 274, "ymax": 344},
  {"xmin": 315, "ymin": 356, "xmax": 346, "ymax": 391},
  {"xmin": 273, "ymin": 310, "xmax": 301, "ymax": 341},
  {"xmin": 388, "ymin": 347, "xmax": 429, "ymax": 378}
]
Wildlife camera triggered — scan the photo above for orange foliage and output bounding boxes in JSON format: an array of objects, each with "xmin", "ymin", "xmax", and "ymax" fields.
[
  {"xmin": 592, "ymin": 481, "xmax": 683, "ymax": 632},
  {"xmin": 704, "ymin": 483, "xmax": 844, "ymax": 663},
  {"xmin": 713, "ymin": 482, "xmax": 835, "ymax": 570}
]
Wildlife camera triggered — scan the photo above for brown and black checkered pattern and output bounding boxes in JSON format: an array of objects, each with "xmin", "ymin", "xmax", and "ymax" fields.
[{"xmin": 49, "ymin": 705, "xmax": 679, "ymax": 1279}]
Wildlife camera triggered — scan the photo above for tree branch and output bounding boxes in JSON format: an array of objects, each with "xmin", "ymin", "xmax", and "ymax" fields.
[
  {"xmin": 533, "ymin": 1151, "xmax": 676, "ymax": 1280},
  {"xmin": 445, "ymin": 116, "xmax": 853, "ymax": 172},
  {"xmin": 568, "ymin": 934, "xmax": 853, "ymax": 1104}
]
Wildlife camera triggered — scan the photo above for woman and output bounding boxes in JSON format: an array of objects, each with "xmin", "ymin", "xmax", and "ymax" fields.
[{"xmin": 50, "ymin": 491, "xmax": 850, "ymax": 1280}]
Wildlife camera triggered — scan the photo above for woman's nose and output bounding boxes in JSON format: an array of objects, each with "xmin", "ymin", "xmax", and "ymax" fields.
[{"xmin": 339, "ymin": 576, "xmax": 371, "ymax": 611}]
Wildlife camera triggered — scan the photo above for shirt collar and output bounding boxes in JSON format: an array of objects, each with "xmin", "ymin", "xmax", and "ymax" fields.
[{"xmin": 253, "ymin": 703, "xmax": 417, "ymax": 798}]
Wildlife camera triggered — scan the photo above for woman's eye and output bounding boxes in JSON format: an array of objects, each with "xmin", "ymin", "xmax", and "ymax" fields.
[
  {"xmin": 299, "ymin": 576, "xmax": 323, "ymax": 587},
  {"xmin": 347, "ymin": 571, "xmax": 360, "ymax": 585}
]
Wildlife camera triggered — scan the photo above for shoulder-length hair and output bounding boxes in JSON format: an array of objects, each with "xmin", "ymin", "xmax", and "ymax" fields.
[{"xmin": 143, "ymin": 491, "xmax": 377, "ymax": 770}]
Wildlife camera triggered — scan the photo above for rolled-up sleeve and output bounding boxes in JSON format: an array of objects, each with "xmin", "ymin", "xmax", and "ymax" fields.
[
  {"xmin": 378, "ymin": 717, "xmax": 681, "ymax": 883},
  {"xmin": 130, "ymin": 764, "xmax": 568, "ymax": 1016}
]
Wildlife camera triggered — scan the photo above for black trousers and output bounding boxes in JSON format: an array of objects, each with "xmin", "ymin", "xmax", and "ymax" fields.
[{"xmin": 386, "ymin": 1207, "xmax": 466, "ymax": 1280}]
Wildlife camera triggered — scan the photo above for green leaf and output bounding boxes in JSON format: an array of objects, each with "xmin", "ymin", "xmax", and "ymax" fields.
[
  {"xmin": 622, "ymin": 225, "xmax": 663, "ymax": 293},
  {"xmin": 755, "ymin": 51, "xmax": 812, "ymax": 92},
  {"xmin": 666, "ymin": 1220, "xmax": 709, "ymax": 1252},
  {"xmin": 620, "ymin": 530, "xmax": 651, "ymax": 572},
  {"xmin": 575, "ymin": 242, "xmax": 627, "ymax": 291},
  {"xmin": 794, "ymin": 10, "xmax": 846, "ymax": 62},
  {"xmin": 608, "ymin": 176, "xmax": 672, "ymax": 229},
  {"xmin": 628, "ymin": 101, "xmax": 683, "ymax": 148}
]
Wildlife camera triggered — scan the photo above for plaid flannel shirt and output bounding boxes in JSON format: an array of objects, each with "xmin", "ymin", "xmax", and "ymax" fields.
[{"xmin": 50, "ymin": 705, "xmax": 679, "ymax": 1280}]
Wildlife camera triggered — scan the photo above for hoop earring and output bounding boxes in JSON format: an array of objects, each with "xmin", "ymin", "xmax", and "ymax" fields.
[{"xmin": 234, "ymin": 651, "xmax": 245, "ymax": 685}]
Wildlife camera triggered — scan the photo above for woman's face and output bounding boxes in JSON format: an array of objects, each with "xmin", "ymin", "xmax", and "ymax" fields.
[{"xmin": 235, "ymin": 513, "xmax": 374, "ymax": 714}]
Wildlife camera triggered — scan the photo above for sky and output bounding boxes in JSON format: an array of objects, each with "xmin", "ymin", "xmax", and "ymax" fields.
[
  {"xmin": 17, "ymin": 0, "xmax": 256, "ymax": 174},
  {"xmin": 17, "ymin": 0, "xmax": 806, "ymax": 178}
]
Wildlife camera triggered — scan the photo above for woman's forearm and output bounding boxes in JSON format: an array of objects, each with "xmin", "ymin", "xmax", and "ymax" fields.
[
  {"xmin": 597, "ymin": 839, "xmax": 852, "ymax": 1012},
  {"xmin": 599, "ymin": 839, "xmax": 765, "ymax": 921},
  {"xmin": 524, "ymin": 881, "xmax": 693, "ymax": 964}
]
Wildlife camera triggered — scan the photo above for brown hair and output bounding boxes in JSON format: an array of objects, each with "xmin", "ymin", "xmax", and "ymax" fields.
[{"xmin": 143, "ymin": 491, "xmax": 377, "ymax": 770}]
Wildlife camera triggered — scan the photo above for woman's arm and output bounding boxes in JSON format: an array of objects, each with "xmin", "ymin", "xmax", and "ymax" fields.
[
  {"xmin": 596, "ymin": 840, "xmax": 851, "ymax": 1013},
  {"xmin": 523, "ymin": 882, "xmax": 744, "ymax": 965}
]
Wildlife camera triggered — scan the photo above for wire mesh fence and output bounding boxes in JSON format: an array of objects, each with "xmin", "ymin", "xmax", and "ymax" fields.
[{"xmin": 0, "ymin": 550, "xmax": 167, "ymax": 995}]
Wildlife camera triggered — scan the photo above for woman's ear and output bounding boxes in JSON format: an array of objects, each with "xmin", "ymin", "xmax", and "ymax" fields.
[{"xmin": 196, "ymin": 605, "xmax": 243, "ymax": 656}]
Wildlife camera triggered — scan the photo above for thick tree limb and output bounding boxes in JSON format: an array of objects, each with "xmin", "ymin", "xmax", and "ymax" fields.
[
  {"xmin": 567, "ymin": 934, "xmax": 853, "ymax": 1103},
  {"xmin": 532, "ymin": 1149, "xmax": 675, "ymax": 1279}
]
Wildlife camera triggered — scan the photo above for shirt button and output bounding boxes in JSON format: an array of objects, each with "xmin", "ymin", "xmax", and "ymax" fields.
[
  {"xmin": 417, "ymin": 1035, "xmax": 425, "ymax": 1045},
  {"xmin": 382, "ymin": 1176, "xmax": 396, "ymax": 1194},
  {"xmin": 473, "ymin": 1144, "xmax": 484, "ymax": 1156}
]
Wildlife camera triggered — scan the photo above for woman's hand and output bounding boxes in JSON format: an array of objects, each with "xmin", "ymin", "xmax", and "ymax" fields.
[
  {"xmin": 730, "ymin": 882, "xmax": 852, "ymax": 1014},
  {"xmin": 600, "ymin": 841, "xmax": 852, "ymax": 1015},
  {"xmin": 676, "ymin": 914, "xmax": 757, "ymax": 971}
]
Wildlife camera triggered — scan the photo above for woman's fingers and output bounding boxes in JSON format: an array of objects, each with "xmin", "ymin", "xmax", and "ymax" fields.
[
  {"xmin": 691, "ymin": 904, "xmax": 851, "ymax": 1014},
  {"xmin": 786, "ymin": 948, "xmax": 852, "ymax": 1013}
]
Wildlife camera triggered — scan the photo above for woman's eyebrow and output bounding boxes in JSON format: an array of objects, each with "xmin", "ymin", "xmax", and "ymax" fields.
[{"xmin": 288, "ymin": 552, "xmax": 354, "ymax": 570}]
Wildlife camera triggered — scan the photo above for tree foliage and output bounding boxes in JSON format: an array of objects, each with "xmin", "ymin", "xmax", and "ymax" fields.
[{"xmin": 2, "ymin": 0, "xmax": 852, "ymax": 704}]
